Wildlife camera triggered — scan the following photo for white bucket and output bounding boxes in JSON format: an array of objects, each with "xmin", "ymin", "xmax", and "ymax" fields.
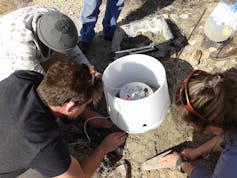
[{"xmin": 102, "ymin": 54, "xmax": 171, "ymax": 133}]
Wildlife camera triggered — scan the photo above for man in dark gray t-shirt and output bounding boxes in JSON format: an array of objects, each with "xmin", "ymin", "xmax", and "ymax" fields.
[{"xmin": 0, "ymin": 60, "xmax": 126, "ymax": 178}]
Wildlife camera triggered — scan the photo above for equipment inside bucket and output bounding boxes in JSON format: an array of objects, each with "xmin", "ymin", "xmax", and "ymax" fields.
[{"xmin": 119, "ymin": 82, "xmax": 155, "ymax": 100}]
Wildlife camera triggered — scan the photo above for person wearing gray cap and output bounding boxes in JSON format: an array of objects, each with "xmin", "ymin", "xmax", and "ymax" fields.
[{"xmin": 0, "ymin": 5, "xmax": 90, "ymax": 81}]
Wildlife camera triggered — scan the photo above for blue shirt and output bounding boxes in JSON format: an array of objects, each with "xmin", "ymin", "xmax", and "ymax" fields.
[{"xmin": 191, "ymin": 135, "xmax": 237, "ymax": 178}]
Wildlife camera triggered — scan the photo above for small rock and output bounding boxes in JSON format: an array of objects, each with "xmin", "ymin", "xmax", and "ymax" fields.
[
  {"xmin": 162, "ymin": 13, "xmax": 169, "ymax": 19},
  {"xmin": 208, "ymin": 47, "xmax": 217, "ymax": 53},
  {"xmin": 189, "ymin": 40, "xmax": 196, "ymax": 45},
  {"xmin": 179, "ymin": 14, "xmax": 189, "ymax": 19},
  {"xmin": 192, "ymin": 49, "xmax": 202, "ymax": 62},
  {"xmin": 169, "ymin": 14, "xmax": 178, "ymax": 21}
]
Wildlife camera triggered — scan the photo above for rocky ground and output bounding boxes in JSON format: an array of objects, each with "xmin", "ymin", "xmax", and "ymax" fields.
[{"xmin": 1, "ymin": 0, "xmax": 237, "ymax": 178}]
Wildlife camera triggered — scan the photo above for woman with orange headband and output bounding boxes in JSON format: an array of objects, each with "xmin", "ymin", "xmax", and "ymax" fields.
[{"xmin": 160, "ymin": 68, "xmax": 237, "ymax": 178}]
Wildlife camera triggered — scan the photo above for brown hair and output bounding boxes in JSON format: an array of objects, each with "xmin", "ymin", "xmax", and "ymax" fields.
[
  {"xmin": 37, "ymin": 59, "xmax": 103, "ymax": 107},
  {"xmin": 176, "ymin": 68, "xmax": 237, "ymax": 133}
]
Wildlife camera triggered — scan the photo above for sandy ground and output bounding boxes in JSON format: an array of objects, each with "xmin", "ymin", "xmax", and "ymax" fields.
[{"xmin": 1, "ymin": 0, "xmax": 237, "ymax": 178}]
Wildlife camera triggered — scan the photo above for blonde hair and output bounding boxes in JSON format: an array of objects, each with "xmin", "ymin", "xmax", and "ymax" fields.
[{"xmin": 176, "ymin": 68, "xmax": 237, "ymax": 133}]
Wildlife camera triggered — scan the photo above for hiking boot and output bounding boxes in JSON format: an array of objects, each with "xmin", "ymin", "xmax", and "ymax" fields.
[
  {"xmin": 209, "ymin": 38, "xmax": 237, "ymax": 61},
  {"xmin": 78, "ymin": 41, "xmax": 91, "ymax": 55}
]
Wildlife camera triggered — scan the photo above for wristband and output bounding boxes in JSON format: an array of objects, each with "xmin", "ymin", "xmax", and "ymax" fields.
[{"xmin": 176, "ymin": 156, "xmax": 188, "ymax": 173}]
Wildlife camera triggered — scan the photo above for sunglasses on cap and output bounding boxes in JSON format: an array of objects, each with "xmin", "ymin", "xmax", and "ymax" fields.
[{"xmin": 179, "ymin": 70, "xmax": 209, "ymax": 120}]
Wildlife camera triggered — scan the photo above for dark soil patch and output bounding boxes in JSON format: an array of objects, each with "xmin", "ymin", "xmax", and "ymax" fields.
[
  {"xmin": 120, "ymin": 34, "xmax": 152, "ymax": 50},
  {"xmin": 120, "ymin": 32, "xmax": 167, "ymax": 50}
]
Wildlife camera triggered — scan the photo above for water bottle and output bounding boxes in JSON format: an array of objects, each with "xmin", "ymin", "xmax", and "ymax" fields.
[{"xmin": 204, "ymin": 0, "xmax": 237, "ymax": 42}]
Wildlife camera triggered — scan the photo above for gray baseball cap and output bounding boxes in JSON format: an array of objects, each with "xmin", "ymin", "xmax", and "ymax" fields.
[{"xmin": 37, "ymin": 11, "xmax": 78, "ymax": 53}]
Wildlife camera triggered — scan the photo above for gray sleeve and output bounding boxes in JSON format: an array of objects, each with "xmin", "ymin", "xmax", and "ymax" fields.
[{"xmin": 67, "ymin": 45, "xmax": 90, "ymax": 65}]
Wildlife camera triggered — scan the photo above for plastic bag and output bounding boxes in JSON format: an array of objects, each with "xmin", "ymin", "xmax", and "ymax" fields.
[{"xmin": 204, "ymin": 0, "xmax": 237, "ymax": 42}]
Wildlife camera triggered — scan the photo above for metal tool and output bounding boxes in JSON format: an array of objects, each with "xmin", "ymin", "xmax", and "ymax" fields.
[
  {"xmin": 114, "ymin": 39, "xmax": 173, "ymax": 58},
  {"xmin": 141, "ymin": 141, "xmax": 190, "ymax": 170}
]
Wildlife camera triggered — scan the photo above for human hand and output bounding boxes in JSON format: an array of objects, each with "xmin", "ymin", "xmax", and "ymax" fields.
[
  {"xmin": 100, "ymin": 132, "xmax": 126, "ymax": 154},
  {"xmin": 160, "ymin": 152, "xmax": 181, "ymax": 170},
  {"xmin": 88, "ymin": 65, "xmax": 102, "ymax": 79},
  {"xmin": 182, "ymin": 136, "xmax": 224, "ymax": 162},
  {"xmin": 181, "ymin": 148, "xmax": 199, "ymax": 161}
]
